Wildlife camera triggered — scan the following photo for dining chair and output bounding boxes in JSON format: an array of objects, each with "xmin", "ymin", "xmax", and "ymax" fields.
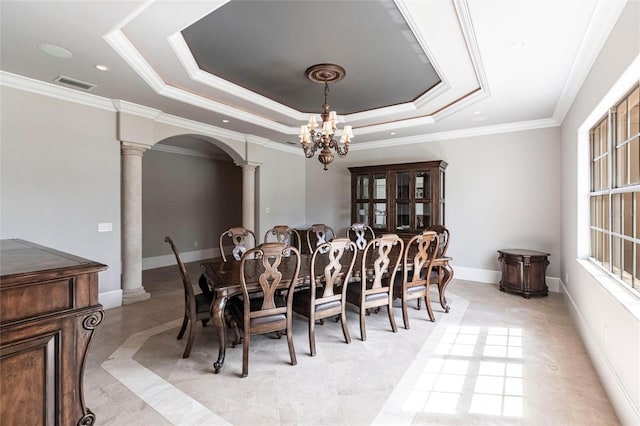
[
  {"xmin": 219, "ymin": 227, "xmax": 256, "ymax": 262},
  {"xmin": 418, "ymin": 224, "xmax": 452, "ymax": 311},
  {"xmin": 346, "ymin": 223, "xmax": 376, "ymax": 250},
  {"xmin": 346, "ymin": 233, "xmax": 404, "ymax": 341},
  {"xmin": 393, "ymin": 231, "xmax": 439, "ymax": 329},
  {"xmin": 292, "ymin": 238, "xmax": 357, "ymax": 356},
  {"xmin": 306, "ymin": 223, "xmax": 336, "ymax": 254},
  {"xmin": 165, "ymin": 236, "xmax": 241, "ymax": 358},
  {"xmin": 237, "ymin": 242, "xmax": 300, "ymax": 377},
  {"xmin": 428, "ymin": 225, "xmax": 450, "ymax": 260},
  {"xmin": 264, "ymin": 225, "xmax": 301, "ymax": 253}
]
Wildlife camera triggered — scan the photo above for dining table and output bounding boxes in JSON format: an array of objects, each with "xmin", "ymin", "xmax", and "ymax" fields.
[{"xmin": 201, "ymin": 248, "xmax": 453, "ymax": 373}]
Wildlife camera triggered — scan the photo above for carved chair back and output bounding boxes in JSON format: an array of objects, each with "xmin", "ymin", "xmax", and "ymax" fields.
[
  {"xmin": 306, "ymin": 223, "xmax": 336, "ymax": 253},
  {"xmin": 427, "ymin": 225, "xmax": 450, "ymax": 258},
  {"xmin": 219, "ymin": 227, "xmax": 256, "ymax": 262},
  {"xmin": 346, "ymin": 223, "xmax": 376, "ymax": 250},
  {"xmin": 264, "ymin": 225, "xmax": 301, "ymax": 253}
]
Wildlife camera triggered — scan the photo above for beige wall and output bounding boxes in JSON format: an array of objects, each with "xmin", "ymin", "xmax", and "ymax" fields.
[
  {"xmin": 306, "ymin": 126, "xmax": 563, "ymax": 278},
  {"xmin": 560, "ymin": 0, "xmax": 640, "ymax": 423},
  {"xmin": 141, "ymin": 148, "xmax": 242, "ymax": 259},
  {"xmin": 0, "ymin": 86, "xmax": 122, "ymax": 295},
  {"xmin": 251, "ymin": 142, "xmax": 307, "ymax": 241}
]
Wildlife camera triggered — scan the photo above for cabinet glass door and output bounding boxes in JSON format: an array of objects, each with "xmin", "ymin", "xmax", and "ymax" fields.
[
  {"xmin": 415, "ymin": 171, "xmax": 431, "ymax": 199},
  {"xmin": 373, "ymin": 174, "xmax": 386, "ymax": 198},
  {"xmin": 415, "ymin": 202, "xmax": 431, "ymax": 230},
  {"xmin": 356, "ymin": 202, "xmax": 368, "ymax": 224},
  {"xmin": 396, "ymin": 202, "xmax": 410, "ymax": 230},
  {"xmin": 356, "ymin": 175, "xmax": 369, "ymax": 199},
  {"xmin": 396, "ymin": 172, "xmax": 410, "ymax": 198},
  {"xmin": 373, "ymin": 202, "xmax": 387, "ymax": 230}
]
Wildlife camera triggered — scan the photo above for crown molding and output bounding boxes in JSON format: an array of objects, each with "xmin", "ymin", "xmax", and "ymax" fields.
[
  {"xmin": 453, "ymin": 0, "xmax": 490, "ymax": 93},
  {"xmin": 350, "ymin": 117, "xmax": 560, "ymax": 151},
  {"xmin": 168, "ymin": 32, "xmax": 307, "ymax": 122},
  {"xmin": 112, "ymin": 99, "xmax": 162, "ymax": 120},
  {"xmin": 0, "ymin": 70, "xmax": 115, "ymax": 111},
  {"xmin": 104, "ymin": 27, "xmax": 292, "ymax": 133},
  {"xmin": 552, "ymin": 0, "xmax": 628, "ymax": 123},
  {"xmin": 1, "ymin": 69, "xmax": 562, "ymax": 158}
]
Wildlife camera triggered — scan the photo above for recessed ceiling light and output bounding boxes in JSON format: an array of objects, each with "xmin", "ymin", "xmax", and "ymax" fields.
[
  {"xmin": 474, "ymin": 111, "xmax": 481, "ymax": 115},
  {"xmin": 38, "ymin": 43, "xmax": 72, "ymax": 58},
  {"xmin": 390, "ymin": 132, "xmax": 396, "ymax": 136},
  {"xmin": 95, "ymin": 64, "xmax": 109, "ymax": 71},
  {"xmin": 222, "ymin": 119, "xmax": 229, "ymax": 123},
  {"xmin": 511, "ymin": 41, "xmax": 526, "ymax": 50}
]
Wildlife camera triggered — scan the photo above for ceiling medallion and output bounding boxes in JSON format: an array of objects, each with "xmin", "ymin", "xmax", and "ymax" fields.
[{"xmin": 299, "ymin": 64, "xmax": 353, "ymax": 171}]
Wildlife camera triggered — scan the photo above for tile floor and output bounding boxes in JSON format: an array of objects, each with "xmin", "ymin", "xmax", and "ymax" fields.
[{"xmin": 84, "ymin": 262, "xmax": 620, "ymax": 425}]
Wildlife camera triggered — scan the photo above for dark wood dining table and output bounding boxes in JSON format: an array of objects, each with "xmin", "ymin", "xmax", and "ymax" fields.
[{"xmin": 201, "ymin": 249, "xmax": 453, "ymax": 373}]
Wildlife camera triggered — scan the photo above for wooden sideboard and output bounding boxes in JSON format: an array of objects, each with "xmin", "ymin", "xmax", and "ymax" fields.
[
  {"xmin": 0, "ymin": 239, "xmax": 107, "ymax": 426},
  {"xmin": 497, "ymin": 249, "xmax": 549, "ymax": 298}
]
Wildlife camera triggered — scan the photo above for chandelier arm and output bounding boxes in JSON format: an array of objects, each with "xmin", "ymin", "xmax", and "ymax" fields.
[
  {"xmin": 302, "ymin": 141, "xmax": 318, "ymax": 158},
  {"xmin": 328, "ymin": 139, "xmax": 350, "ymax": 157}
]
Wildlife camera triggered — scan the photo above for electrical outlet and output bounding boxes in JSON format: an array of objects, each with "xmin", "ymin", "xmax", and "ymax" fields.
[
  {"xmin": 266, "ymin": 207, "xmax": 271, "ymax": 214},
  {"xmin": 194, "ymin": 241, "xmax": 199, "ymax": 248},
  {"xmin": 564, "ymin": 273, "xmax": 569, "ymax": 284},
  {"xmin": 97, "ymin": 223, "xmax": 112, "ymax": 232}
]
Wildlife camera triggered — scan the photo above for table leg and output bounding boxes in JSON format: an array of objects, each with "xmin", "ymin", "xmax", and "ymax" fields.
[
  {"xmin": 438, "ymin": 264, "xmax": 454, "ymax": 313},
  {"xmin": 211, "ymin": 291, "xmax": 228, "ymax": 373}
]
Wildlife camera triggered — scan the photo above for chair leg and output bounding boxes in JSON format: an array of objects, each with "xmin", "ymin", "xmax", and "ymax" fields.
[
  {"xmin": 309, "ymin": 316, "xmax": 317, "ymax": 357},
  {"xmin": 182, "ymin": 322, "xmax": 195, "ymax": 358},
  {"xmin": 416, "ymin": 298, "xmax": 422, "ymax": 310},
  {"xmin": 177, "ymin": 314, "xmax": 188, "ymax": 340},
  {"xmin": 287, "ymin": 321, "xmax": 297, "ymax": 366},
  {"xmin": 340, "ymin": 310, "xmax": 351, "ymax": 344},
  {"xmin": 425, "ymin": 295, "xmax": 435, "ymax": 322},
  {"xmin": 387, "ymin": 304, "xmax": 398, "ymax": 333},
  {"xmin": 359, "ymin": 309, "xmax": 367, "ymax": 341},
  {"xmin": 229, "ymin": 317, "xmax": 242, "ymax": 348},
  {"xmin": 242, "ymin": 331, "xmax": 250, "ymax": 377},
  {"xmin": 402, "ymin": 298, "xmax": 410, "ymax": 330}
]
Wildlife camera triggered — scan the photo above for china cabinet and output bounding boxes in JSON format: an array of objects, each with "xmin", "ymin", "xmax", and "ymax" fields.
[{"xmin": 349, "ymin": 161, "xmax": 447, "ymax": 238}]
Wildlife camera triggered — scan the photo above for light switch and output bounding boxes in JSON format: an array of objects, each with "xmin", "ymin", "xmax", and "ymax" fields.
[{"xmin": 98, "ymin": 223, "xmax": 112, "ymax": 232}]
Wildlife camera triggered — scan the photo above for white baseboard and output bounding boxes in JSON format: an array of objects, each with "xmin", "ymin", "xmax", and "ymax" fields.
[
  {"xmin": 142, "ymin": 247, "xmax": 221, "ymax": 271},
  {"xmin": 454, "ymin": 266, "xmax": 501, "ymax": 283},
  {"xmin": 99, "ymin": 289, "xmax": 122, "ymax": 309},
  {"xmin": 454, "ymin": 266, "xmax": 561, "ymax": 293},
  {"xmin": 561, "ymin": 280, "xmax": 640, "ymax": 425}
]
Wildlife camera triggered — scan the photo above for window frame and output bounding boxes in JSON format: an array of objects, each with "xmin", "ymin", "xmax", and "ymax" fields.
[{"xmin": 588, "ymin": 84, "xmax": 640, "ymax": 295}]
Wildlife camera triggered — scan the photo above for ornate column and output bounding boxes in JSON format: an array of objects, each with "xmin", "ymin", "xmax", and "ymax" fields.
[
  {"xmin": 239, "ymin": 162, "xmax": 260, "ymax": 232},
  {"xmin": 121, "ymin": 142, "xmax": 151, "ymax": 304}
]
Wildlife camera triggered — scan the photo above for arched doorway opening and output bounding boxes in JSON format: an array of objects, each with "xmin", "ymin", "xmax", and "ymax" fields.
[{"xmin": 141, "ymin": 134, "xmax": 243, "ymax": 271}]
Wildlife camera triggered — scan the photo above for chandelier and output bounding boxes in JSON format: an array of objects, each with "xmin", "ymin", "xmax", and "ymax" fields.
[{"xmin": 299, "ymin": 64, "xmax": 353, "ymax": 170}]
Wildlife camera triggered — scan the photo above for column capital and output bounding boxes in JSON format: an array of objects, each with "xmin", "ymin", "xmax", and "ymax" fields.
[
  {"xmin": 121, "ymin": 141, "xmax": 151, "ymax": 157},
  {"xmin": 236, "ymin": 161, "xmax": 261, "ymax": 171}
]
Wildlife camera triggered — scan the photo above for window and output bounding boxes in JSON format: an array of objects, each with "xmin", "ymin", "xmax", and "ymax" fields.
[{"xmin": 589, "ymin": 84, "xmax": 640, "ymax": 293}]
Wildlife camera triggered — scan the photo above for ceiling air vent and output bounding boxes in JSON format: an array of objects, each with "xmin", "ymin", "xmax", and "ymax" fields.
[{"xmin": 54, "ymin": 75, "xmax": 96, "ymax": 91}]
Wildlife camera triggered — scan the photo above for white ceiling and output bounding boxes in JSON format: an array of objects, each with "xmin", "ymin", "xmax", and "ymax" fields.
[{"xmin": 0, "ymin": 0, "xmax": 628, "ymax": 149}]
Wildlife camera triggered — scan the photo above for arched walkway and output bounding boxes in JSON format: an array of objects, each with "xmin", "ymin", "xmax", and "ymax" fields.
[{"xmin": 117, "ymin": 109, "xmax": 260, "ymax": 304}]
